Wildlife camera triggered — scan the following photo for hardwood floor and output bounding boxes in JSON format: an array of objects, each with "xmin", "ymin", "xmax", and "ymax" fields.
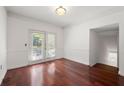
[
  {"xmin": 93, "ymin": 63, "xmax": 118, "ymax": 73},
  {"xmin": 1, "ymin": 58, "xmax": 124, "ymax": 86}
]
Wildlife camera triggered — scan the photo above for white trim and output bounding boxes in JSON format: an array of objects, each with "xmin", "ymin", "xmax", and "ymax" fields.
[{"xmin": 0, "ymin": 69, "xmax": 7, "ymax": 85}]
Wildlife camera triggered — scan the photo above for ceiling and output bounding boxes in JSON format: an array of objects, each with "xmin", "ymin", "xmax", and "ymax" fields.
[{"xmin": 5, "ymin": 6, "xmax": 124, "ymax": 28}]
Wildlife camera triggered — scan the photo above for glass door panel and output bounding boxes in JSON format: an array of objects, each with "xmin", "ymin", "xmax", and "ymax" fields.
[
  {"xmin": 31, "ymin": 32, "xmax": 45, "ymax": 61},
  {"xmin": 46, "ymin": 33, "xmax": 56, "ymax": 58},
  {"xmin": 29, "ymin": 31, "xmax": 56, "ymax": 65}
]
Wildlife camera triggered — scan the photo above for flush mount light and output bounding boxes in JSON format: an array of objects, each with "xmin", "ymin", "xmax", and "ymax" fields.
[{"xmin": 56, "ymin": 6, "xmax": 66, "ymax": 16}]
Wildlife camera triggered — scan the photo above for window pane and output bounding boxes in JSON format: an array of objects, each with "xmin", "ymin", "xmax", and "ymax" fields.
[
  {"xmin": 31, "ymin": 32, "xmax": 44, "ymax": 61},
  {"xmin": 46, "ymin": 33, "xmax": 56, "ymax": 58}
]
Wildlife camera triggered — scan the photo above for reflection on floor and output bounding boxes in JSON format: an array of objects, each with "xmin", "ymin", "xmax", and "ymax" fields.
[{"xmin": 1, "ymin": 58, "xmax": 124, "ymax": 86}]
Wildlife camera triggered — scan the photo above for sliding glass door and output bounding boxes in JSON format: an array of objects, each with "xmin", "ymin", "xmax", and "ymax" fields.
[{"xmin": 29, "ymin": 30, "xmax": 56, "ymax": 64}]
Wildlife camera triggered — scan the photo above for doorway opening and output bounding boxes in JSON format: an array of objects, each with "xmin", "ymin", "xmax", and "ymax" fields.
[{"xmin": 89, "ymin": 23, "xmax": 119, "ymax": 73}]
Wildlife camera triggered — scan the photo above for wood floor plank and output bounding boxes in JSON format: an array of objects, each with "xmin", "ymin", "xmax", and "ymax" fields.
[{"xmin": 1, "ymin": 58, "xmax": 124, "ymax": 86}]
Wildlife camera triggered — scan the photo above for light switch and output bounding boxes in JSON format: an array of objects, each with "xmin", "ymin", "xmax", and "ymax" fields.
[{"xmin": 25, "ymin": 43, "xmax": 27, "ymax": 47}]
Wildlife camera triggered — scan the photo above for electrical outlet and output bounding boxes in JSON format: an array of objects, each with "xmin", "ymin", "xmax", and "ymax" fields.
[{"xmin": 0, "ymin": 65, "xmax": 2, "ymax": 70}]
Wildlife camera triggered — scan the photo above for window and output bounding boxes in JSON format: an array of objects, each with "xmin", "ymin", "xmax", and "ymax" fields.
[{"xmin": 46, "ymin": 33, "xmax": 56, "ymax": 58}]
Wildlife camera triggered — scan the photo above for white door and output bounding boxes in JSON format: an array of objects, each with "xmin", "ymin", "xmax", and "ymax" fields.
[{"xmin": 29, "ymin": 30, "xmax": 56, "ymax": 65}]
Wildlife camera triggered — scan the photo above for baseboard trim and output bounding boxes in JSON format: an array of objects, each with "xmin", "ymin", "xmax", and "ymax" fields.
[
  {"xmin": 0, "ymin": 70, "xmax": 7, "ymax": 85},
  {"xmin": 63, "ymin": 58, "xmax": 89, "ymax": 67},
  {"xmin": 118, "ymin": 71, "xmax": 124, "ymax": 77}
]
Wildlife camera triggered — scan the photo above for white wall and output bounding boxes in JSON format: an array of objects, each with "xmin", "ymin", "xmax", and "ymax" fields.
[
  {"xmin": 64, "ymin": 25, "xmax": 89, "ymax": 65},
  {"xmin": 89, "ymin": 31, "xmax": 99, "ymax": 66},
  {"xmin": 64, "ymin": 11, "xmax": 124, "ymax": 76},
  {"xmin": 90, "ymin": 30, "xmax": 118, "ymax": 67},
  {"xmin": 98, "ymin": 33, "xmax": 118, "ymax": 67},
  {"xmin": 7, "ymin": 13, "xmax": 64, "ymax": 69},
  {"xmin": 0, "ymin": 7, "xmax": 7, "ymax": 84}
]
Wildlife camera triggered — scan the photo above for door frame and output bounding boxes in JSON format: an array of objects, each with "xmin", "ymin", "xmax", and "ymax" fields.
[
  {"xmin": 89, "ymin": 23, "xmax": 119, "ymax": 73},
  {"xmin": 28, "ymin": 29, "xmax": 57, "ymax": 65},
  {"xmin": 28, "ymin": 29, "xmax": 46, "ymax": 65}
]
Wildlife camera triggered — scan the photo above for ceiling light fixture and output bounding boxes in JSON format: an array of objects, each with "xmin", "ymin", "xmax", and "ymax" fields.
[{"xmin": 56, "ymin": 6, "xmax": 66, "ymax": 16}]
